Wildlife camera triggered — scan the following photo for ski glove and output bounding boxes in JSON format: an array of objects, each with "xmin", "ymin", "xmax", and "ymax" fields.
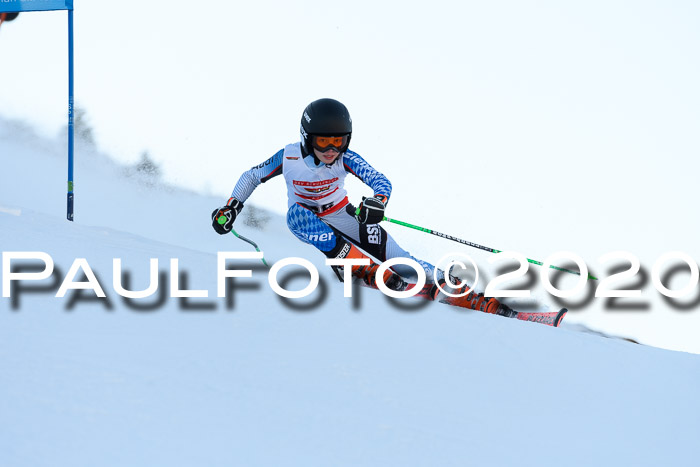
[
  {"xmin": 355, "ymin": 196, "xmax": 386, "ymax": 225},
  {"xmin": 211, "ymin": 198, "xmax": 244, "ymax": 235}
]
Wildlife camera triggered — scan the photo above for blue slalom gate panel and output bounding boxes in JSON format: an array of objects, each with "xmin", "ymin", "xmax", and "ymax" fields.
[
  {"xmin": 0, "ymin": 1, "xmax": 73, "ymax": 12},
  {"xmin": 2, "ymin": 0, "xmax": 75, "ymax": 220}
]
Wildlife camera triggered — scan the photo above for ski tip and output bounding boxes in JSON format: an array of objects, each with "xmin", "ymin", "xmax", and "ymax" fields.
[{"xmin": 554, "ymin": 308, "xmax": 568, "ymax": 327}]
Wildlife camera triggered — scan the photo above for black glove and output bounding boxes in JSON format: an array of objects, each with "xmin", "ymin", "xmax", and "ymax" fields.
[
  {"xmin": 211, "ymin": 198, "xmax": 244, "ymax": 235},
  {"xmin": 355, "ymin": 196, "xmax": 386, "ymax": 224}
]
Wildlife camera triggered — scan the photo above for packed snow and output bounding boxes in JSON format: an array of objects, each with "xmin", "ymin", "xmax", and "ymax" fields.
[{"xmin": 1, "ymin": 117, "xmax": 699, "ymax": 466}]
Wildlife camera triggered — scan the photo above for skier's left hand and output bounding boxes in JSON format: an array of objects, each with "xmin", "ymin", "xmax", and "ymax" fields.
[{"xmin": 355, "ymin": 196, "xmax": 386, "ymax": 224}]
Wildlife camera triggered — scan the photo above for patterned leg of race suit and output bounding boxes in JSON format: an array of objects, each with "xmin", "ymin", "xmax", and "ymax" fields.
[{"xmin": 286, "ymin": 203, "xmax": 443, "ymax": 283}]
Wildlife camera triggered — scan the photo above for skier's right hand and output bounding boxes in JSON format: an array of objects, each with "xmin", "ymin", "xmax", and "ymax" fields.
[{"xmin": 211, "ymin": 198, "xmax": 244, "ymax": 235}]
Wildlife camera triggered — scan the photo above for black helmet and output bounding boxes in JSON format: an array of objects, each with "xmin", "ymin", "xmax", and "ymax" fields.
[
  {"xmin": 1, "ymin": 12, "xmax": 20, "ymax": 22},
  {"xmin": 300, "ymin": 98, "xmax": 352, "ymax": 154}
]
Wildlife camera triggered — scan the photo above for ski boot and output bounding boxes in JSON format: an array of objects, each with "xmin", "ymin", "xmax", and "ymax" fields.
[
  {"xmin": 431, "ymin": 278, "xmax": 516, "ymax": 317},
  {"xmin": 331, "ymin": 244, "xmax": 408, "ymax": 291}
]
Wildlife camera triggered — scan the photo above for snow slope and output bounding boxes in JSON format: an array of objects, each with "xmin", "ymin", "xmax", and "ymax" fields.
[{"xmin": 1, "ymin": 118, "xmax": 700, "ymax": 466}]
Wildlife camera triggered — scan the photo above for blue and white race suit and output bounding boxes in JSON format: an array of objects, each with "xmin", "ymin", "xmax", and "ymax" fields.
[{"xmin": 229, "ymin": 142, "xmax": 438, "ymax": 281}]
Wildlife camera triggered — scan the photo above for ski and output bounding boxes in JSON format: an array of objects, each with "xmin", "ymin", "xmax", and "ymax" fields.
[
  {"xmin": 355, "ymin": 277, "xmax": 567, "ymax": 327},
  {"xmin": 512, "ymin": 308, "xmax": 567, "ymax": 327}
]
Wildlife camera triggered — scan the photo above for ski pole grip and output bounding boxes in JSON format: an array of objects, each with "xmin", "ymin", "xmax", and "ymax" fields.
[{"xmin": 217, "ymin": 215, "xmax": 227, "ymax": 225}]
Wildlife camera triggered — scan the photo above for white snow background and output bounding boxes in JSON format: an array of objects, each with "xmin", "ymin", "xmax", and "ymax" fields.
[
  {"xmin": 1, "ymin": 116, "xmax": 700, "ymax": 466},
  {"xmin": 2, "ymin": 1, "xmax": 700, "ymax": 464},
  {"xmin": 1, "ymin": 1, "xmax": 699, "ymax": 354}
]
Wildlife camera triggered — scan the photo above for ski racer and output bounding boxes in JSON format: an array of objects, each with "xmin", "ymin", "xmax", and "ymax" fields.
[
  {"xmin": 211, "ymin": 98, "xmax": 511, "ymax": 315},
  {"xmin": 0, "ymin": 12, "xmax": 19, "ymax": 30}
]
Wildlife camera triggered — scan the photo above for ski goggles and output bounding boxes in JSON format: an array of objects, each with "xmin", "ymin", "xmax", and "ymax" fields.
[{"xmin": 311, "ymin": 135, "xmax": 349, "ymax": 152}]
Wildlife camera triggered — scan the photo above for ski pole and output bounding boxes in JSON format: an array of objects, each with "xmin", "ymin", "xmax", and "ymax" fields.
[
  {"xmin": 382, "ymin": 215, "xmax": 597, "ymax": 280},
  {"xmin": 216, "ymin": 216, "xmax": 269, "ymax": 267},
  {"xmin": 231, "ymin": 228, "xmax": 269, "ymax": 267}
]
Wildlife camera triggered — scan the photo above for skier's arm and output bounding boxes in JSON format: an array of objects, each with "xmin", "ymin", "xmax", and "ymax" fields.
[
  {"xmin": 230, "ymin": 149, "xmax": 284, "ymax": 203},
  {"xmin": 342, "ymin": 150, "xmax": 393, "ymax": 205},
  {"xmin": 212, "ymin": 149, "xmax": 283, "ymax": 235}
]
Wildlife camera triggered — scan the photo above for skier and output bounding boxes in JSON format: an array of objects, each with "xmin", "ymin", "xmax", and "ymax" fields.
[
  {"xmin": 0, "ymin": 12, "xmax": 19, "ymax": 30},
  {"xmin": 0, "ymin": 13, "xmax": 19, "ymax": 26},
  {"xmin": 211, "ymin": 98, "xmax": 511, "ymax": 315}
]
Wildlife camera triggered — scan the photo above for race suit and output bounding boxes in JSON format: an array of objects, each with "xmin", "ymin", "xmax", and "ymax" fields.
[{"xmin": 229, "ymin": 142, "xmax": 439, "ymax": 281}]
